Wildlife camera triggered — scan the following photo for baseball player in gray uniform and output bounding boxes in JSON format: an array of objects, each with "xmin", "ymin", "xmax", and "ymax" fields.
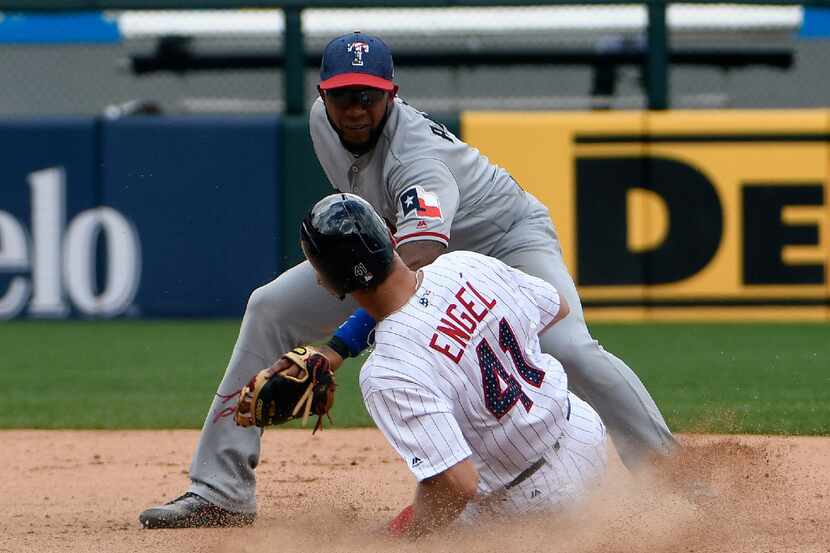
[{"xmin": 139, "ymin": 31, "xmax": 675, "ymax": 529}]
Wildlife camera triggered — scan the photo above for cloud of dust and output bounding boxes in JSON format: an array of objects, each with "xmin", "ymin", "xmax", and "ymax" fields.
[{"xmin": 213, "ymin": 438, "xmax": 787, "ymax": 553}]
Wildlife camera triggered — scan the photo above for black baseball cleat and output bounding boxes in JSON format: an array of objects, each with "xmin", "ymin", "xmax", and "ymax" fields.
[{"xmin": 139, "ymin": 492, "xmax": 255, "ymax": 529}]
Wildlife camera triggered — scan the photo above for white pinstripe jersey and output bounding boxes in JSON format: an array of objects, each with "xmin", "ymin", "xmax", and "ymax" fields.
[{"xmin": 359, "ymin": 251, "xmax": 571, "ymax": 496}]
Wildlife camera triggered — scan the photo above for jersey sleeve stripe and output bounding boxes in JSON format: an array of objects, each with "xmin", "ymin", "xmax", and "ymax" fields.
[{"xmin": 395, "ymin": 231, "xmax": 449, "ymax": 246}]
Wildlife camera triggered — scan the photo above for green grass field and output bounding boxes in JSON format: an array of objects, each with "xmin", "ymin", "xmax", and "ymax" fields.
[{"xmin": 0, "ymin": 321, "xmax": 827, "ymax": 434}]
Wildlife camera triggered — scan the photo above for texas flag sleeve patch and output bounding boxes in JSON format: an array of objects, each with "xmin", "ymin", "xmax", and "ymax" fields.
[{"xmin": 400, "ymin": 186, "xmax": 443, "ymax": 221}]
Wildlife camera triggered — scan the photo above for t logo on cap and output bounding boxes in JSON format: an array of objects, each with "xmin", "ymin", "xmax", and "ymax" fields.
[
  {"xmin": 348, "ymin": 41, "xmax": 370, "ymax": 66},
  {"xmin": 319, "ymin": 32, "xmax": 397, "ymax": 92}
]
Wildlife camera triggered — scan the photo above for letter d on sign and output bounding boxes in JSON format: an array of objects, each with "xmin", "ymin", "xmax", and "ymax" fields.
[{"xmin": 576, "ymin": 157, "xmax": 723, "ymax": 285}]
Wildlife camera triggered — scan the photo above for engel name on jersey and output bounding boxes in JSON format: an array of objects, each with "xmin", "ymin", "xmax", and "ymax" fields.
[
  {"xmin": 359, "ymin": 251, "xmax": 571, "ymax": 496},
  {"xmin": 309, "ymin": 97, "xmax": 549, "ymax": 256}
]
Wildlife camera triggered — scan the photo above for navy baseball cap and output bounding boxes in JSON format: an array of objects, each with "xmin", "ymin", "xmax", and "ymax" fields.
[{"xmin": 319, "ymin": 32, "xmax": 395, "ymax": 92}]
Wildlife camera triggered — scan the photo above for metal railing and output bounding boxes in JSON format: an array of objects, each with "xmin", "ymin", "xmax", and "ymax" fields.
[{"xmin": 3, "ymin": 0, "xmax": 830, "ymax": 113}]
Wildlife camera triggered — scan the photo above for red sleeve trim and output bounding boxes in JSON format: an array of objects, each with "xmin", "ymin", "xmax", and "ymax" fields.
[{"xmin": 396, "ymin": 231, "xmax": 449, "ymax": 243}]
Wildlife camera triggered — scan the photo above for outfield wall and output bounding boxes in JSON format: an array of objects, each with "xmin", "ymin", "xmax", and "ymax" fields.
[
  {"xmin": 0, "ymin": 111, "xmax": 827, "ymax": 320},
  {"xmin": 0, "ymin": 117, "xmax": 282, "ymax": 318}
]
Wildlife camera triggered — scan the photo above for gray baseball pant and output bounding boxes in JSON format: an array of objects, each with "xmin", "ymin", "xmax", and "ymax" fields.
[{"xmin": 495, "ymin": 216, "xmax": 677, "ymax": 469}]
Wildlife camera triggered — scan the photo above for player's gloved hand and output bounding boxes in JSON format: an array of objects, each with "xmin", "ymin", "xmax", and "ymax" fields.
[{"xmin": 235, "ymin": 345, "xmax": 337, "ymax": 432}]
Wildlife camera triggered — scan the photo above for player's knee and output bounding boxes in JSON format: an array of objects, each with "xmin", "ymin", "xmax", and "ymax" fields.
[
  {"xmin": 245, "ymin": 282, "xmax": 303, "ymax": 332},
  {"xmin": 244, "ymin": 285, "xmax": 283, "ymax": 321},
  {"xmin": 245, "ymin": 286, "xmax": 269, "ymax": 313},
  {"xmin": 541, "ymin": 329, "xmax": 600, "ymax": 368}
]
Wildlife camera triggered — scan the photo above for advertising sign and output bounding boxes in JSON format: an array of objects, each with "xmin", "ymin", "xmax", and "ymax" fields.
[
  {"xmin": 0, "ymin": 117, "xmax": 282, "ymax": 319},
  {"xmin": 463, "ymin": 110, "xmax": 829, "ymax": 320}
]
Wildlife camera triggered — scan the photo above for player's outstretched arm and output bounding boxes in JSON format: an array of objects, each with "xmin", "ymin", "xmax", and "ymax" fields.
[{"xmin": 389, "ymin": 458, "xmax": 479, "ymax": 538}]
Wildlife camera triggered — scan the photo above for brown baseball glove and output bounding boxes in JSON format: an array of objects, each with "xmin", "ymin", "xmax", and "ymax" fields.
[{"xmin": 235, "ymin": 346, "xmax": 336, "ymax": 432}]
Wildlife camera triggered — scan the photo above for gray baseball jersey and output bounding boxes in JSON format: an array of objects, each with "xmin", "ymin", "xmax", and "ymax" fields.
[
  {"xmin": 310, "ymin": 97, "xmax": 548, "ymax": 254},
  {"xmin": 361, "ymin": 251, "xmax": 607, "ymax": 516}
]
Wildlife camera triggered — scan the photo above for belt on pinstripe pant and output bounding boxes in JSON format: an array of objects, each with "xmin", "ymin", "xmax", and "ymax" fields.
[{"xmin": 504, "ymin": 395, "xmax": 572, "ymax": 491}]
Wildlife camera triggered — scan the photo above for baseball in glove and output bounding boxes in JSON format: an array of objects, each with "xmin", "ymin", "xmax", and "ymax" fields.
[{"xmin": 235, "ymin": 346, "xmax": 336, "ymax": 432}]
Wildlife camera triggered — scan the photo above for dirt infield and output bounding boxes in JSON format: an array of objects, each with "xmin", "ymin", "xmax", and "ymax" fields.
[{"xmin": 2, "ymin": 430, "xmax": 828, "ymax": 553}]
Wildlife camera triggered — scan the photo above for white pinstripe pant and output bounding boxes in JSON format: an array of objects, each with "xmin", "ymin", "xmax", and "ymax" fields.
[{"xmin": 460, "ymin": 393, "xmax": 607, "ymax": 521}]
